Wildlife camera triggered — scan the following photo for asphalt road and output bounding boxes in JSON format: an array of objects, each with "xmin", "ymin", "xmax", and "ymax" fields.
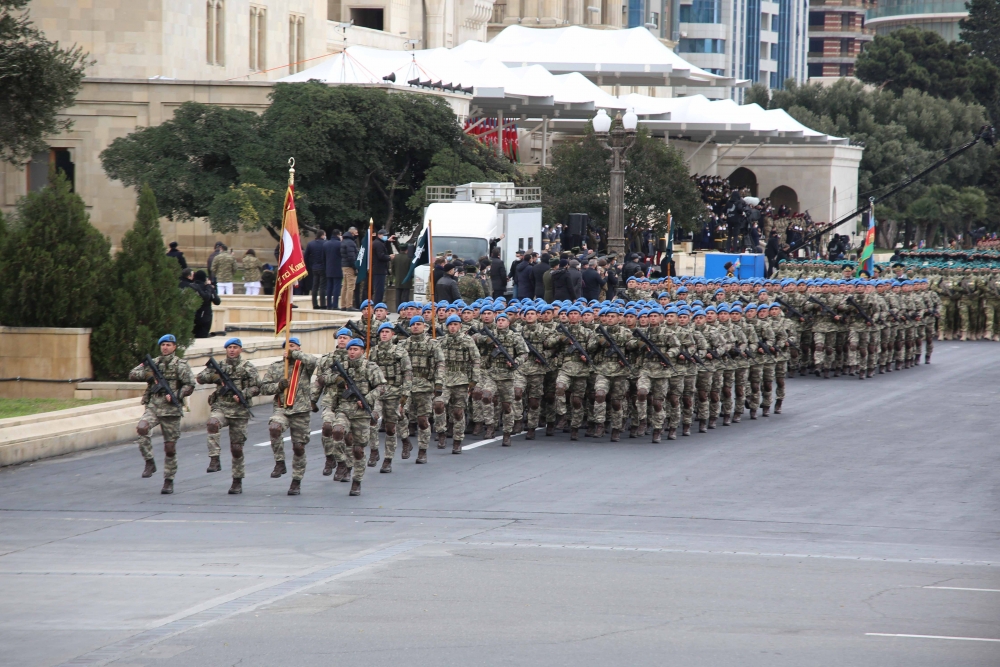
[{"xmin": 1, "ymin": 342, "xmax": 998, "ymax": 667}]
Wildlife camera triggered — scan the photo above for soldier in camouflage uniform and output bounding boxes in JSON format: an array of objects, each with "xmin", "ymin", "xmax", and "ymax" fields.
[
  {"xmin": 399, "ymin": 316, "xmax": 445, "ymax": 463},
  {"xmin": 435, "ymin": 315, "xmax": 481, "ymax": 454},
  {"xmin": 260, "ymin": 337, "xmax": 317, "ymax": 495},
  {"xmin": 314, "ymin": 338, "xmax": 385, "ymax": 496},
  {"xmin": 674, "ymin": 308, "xmax": 706, "ymax": 435},
  {"xmin": 368, "ymin": 322, "xmax": 412, "ymax": 473},
  {"xmin": 957, "ymin": 269, "xmax": 980, "ymax": 341},
  {"xmin": 591, "ymin": 308, "xmax": 632, "ymax": 441},
  {"xmin": 477, "ymin": 311, "xmax": 528, "ymax": 445},
  {"xmin": 545, "ymin": 306, "xmax": 598, "ymax": 440},
  {"xmin": 196, "ymin": 338, "xmax": 262, "ymax": 494},
  {"xmin": 516, "ymin": 304, "xmax": 552, "ymax": 439},
  {"xmin": 468, "ymin": 307, "xmax": 496, "ymax": 434},
  {"xmin": 128, "ymin": 334, "xmax": 195, "ymax": 494},
  {"xmin": 701, "ymin": 307, "xmax": 732, "ymax": 430},
  {"xmin": 754, "ymin": 305, "xmax": 782, "ymax": 416},
  {"xmin": 310, "ymin": 328, "xmax": 353, "ymax": 480},
  {"xmin": 717, "ymin": 305, "xmax": 746, "ymax": 424},
  {"xmin": 458, "ymin": 264, "xmax": 486, "ymax": 302},
  {"xmin": 636, "ymin": 307, "xmax": 677, "ymax": 441}
]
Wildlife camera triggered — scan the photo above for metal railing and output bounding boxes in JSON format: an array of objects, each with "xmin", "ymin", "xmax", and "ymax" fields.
[
  {"xmin": 867, "ymin": 0, "xmax": 967, "ymax": 18},
  {"xmin": 425, "ymin": 184, "xmax": 542, "ymax": 205}
]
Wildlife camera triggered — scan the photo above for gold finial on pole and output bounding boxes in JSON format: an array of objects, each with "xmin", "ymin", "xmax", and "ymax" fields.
[{"xmin": 288, "ymin": 157, "xmax": 295, "ymax": 186}]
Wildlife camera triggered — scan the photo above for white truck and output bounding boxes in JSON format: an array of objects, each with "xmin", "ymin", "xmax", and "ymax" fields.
[{"xmin": 412, "ymin": 183, "xmax": 543, "ymax": 302}]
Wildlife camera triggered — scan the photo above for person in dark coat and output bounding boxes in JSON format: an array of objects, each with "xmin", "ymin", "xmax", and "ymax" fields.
[
  {"xmin": 490, "ymin": 247, "xmax": 507, "ymax": 297},
  {"xmin": 371, "ymin": 228, "xmax": 393, "ymax": 305},
  {"xmin": 581, "ymin": 259, "xmax": 606, "ymax": 301},
  {"xmin": 323, "ymin": 230, "xmax": 343, "ymax": 309},
  {"xmin": 392, "ymin": 242, "xmax": 413, "ymax": 306},
  {"xmin": 515, "ymin": 252, "xmax": 536, "ymax": 299},
  {"xmin": 551, "ymin": 259, "xmax": 576, "ymax": 301},
  {"xmin": 190, "ymin": 270, "xmax": 220, "ymax": 338},
  {"xmin": 764, "ymin": 230, "xmax": 780, "ymax": 277},
  {"xmin": 531, "ymin": 252, "xmax": 550, "ymax": 298},
  {"xmin": 435, "ymin": 263, "xmax": 462, "ymax": 303},
  {"xmin": 567, "ymin": 259, "xmax": 584, "ymax": 300},
  {"xmin": 166, "ymin": 242, "xmax": 187, "ymax": 270},
  {"xmin": 303, "ymin": 231, "xmax": 326, "ymax": 309},
  {"xmin": 508, "ymin": 250, "xmax": 523, "ymax": 298},
  {"xmin": 340, "ymin": 230, "xmax": 359, "ymax": 310}
]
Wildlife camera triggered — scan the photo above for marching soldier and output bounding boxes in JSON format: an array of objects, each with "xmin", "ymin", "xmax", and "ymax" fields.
[
  {"xmin": 368, "ymin": 322, "xmax": 413, "ymax": 473},
  {"xmin": 478, "ymin": 311, "xmax": 528, "ymax": 445},
  {"xmin": 435, "ymin": 314, "xmax": 481, "ymax": 454},
  {"xmin": 128, "ymin": 334, "xmax": 195, "ymax": 494},
  {"xmin": 399, "ymin": 316, "xmax": 445, "ymax": 463},
  {"xmin": 260, "ymin": 337, "xmax": 317, "ymax": 495},
  {"xmin": 546, "ymin": 306, "xmax": 598, "ymax": 441}
]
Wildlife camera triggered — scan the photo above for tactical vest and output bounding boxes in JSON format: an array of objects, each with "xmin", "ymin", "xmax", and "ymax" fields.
[
  {"xmin": 407, "ymin": 337, "xmax": 433, "ymax": 378},
  {"xmin": 443, "ymin": 336, "xmax": 474, "ymax": 373},
  {"xmin": 374, "ymin": 344, "xmax": 403, "ymax": 385}
]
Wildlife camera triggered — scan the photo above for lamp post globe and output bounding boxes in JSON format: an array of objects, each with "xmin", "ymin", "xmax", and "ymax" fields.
[
  {"xmin": 592, "ymin": 109, "xmax": 612, "ymax": 134},
  {"xmin": 622, "ymin": 108, "xmax": 638, "ymax": 131}
]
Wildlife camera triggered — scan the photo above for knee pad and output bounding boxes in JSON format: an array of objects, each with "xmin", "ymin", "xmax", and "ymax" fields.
[
  {"xmin": 385, "ymin": 422, "xmax": 396, "ymax": 436},
  {"xmin": 163, "ymin": 442, "xmax": 177, "ymax": 456},
  {"xmin": 682, "ymin": 396, "xmax": 693, "ymax": 409},
  {"xmin": 433, "ymin": 400, "xmax": 445, "ymax": 414},
  {"xmin": 544, "ymin": 392, "xmax": 556, "ymax": 404},
  {"xmin": 502, "ymin": 402, "xmax": 512, "ymax": 414},
  {"xmin": 570, "ymin": 396, "xmax": 583, "ymax": 409},
  {"xmin": 751, "ymin": 382, "xmax": 760, "ymax": 391},
  {"xmin": 514, "ymin": 387, "xmax": 523, "ymax": 400},
  {"xmin": 815, "ymin": 343, "xmax": 824, "ymax": 352},
  {"xmin": 611, "ymin": 399, "xmax": 622, "ymax": 411},
  {"xmin": 206, "ymin": 418, "xmax": 221, "ymax": 434},
  {"xmin": 636, "ymin": 388, "xmax": 648, "ymax": 400},
  {"xmin": 776, "ymin": 378, "xmax": 785, "ymax": 389},
  {"xmin": 230, "ymin": 443, "xmax": 244, "ymax": 458},
  {"xmin": 697, "ymin": 391, "xmax": 708, "ymax": 401},
  {"xmin": 269, "ymin": 422, "xmax": 283, "ymax": 438},
  {"xmin": 669, "ymin": 395, "xmax": 680, "ymax": 407},
  {"xmin": 763, "ymin": 381, "xmax": 772, "ymax": 391},
  {"xmin": 136, "ymin": 420, "xmax": 150, "ymax": 436},
  {"xmin": 370, "ymin": 416, "xmax": 379, "ymax": 427},
  {"xmin": 451, "ymin": 406, "xmax": 464, "ymax": 421},
  {"xmin": 345, "ymin": 432, "xmax": 354, "ymax": 447},
  {"xmin": 293, "ymin": 444, "xmax": 305, "ymax": 457},
  {"xmin": 849, "ymin": 343, "xmax": 857, "ymax": 351},
  {"xmin": 528, "ymin": 397, "xmax": 540, "ymax": 410},
  {"xmin": 652, "ymin": 399, "xmax": 664, "ymax": 411},
  {"xmin": 594, "ymin": 390, "xmax": 607, "ymax": 403},
  {"xmin": 710, "ymin": 391, "xmax": 720, "ymax": 402},
  {"xmin": 322, "ymin": 422, "xmax": 335, "ymax": 437},
  {"xmin": 481, "ymin": 391, "xmax": 492, "ymax": 405},
  {"xmin": 417, "ymin": 416, "xmax": 430, "ymax": 429},
  {"xmin": 555, "ymin": 384, "xmax": 567, "ymax": 397},
  {"xmin": 352, "ymin": 445, "xmax": 365, "ymax": 460},
  {"xmin": 722, "ymin": 387, "xmax": 732, "ymax": 399},
  {"xmin": 332, "ymin": 425, "xmax": 347, "ymax": 440},
  {"xmin": 472, "ymin": 388, "xmax": 483, "ymax": 401}
]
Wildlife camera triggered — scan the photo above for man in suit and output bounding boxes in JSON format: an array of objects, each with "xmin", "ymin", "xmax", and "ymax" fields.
[
  {"xmin": 324, "ymin": 229, "xmax": 343, "ymax": 309},
  {"xmin": 304, "ymin": 231, "xmax": 327, "ymax": 309}
]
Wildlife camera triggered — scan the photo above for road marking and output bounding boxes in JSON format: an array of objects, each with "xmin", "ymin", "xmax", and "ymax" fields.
[
  {"xmin": 866, "ymin": 633, "xmax": 1000, "ymax": 643},
  {"xmin": 55, "ymin": 540, "xmax": 424, "ymax": 667},
  {"xmin": 923, "ymin": 586, "xmax": 1000, "ymax": 592},
  {"xmin": 252, "ymin": 430, "xmax": 525, "ymax": 450},
  {"xmin": 252, "ymin": 429, "xmax": 324, "ymax": 447}
]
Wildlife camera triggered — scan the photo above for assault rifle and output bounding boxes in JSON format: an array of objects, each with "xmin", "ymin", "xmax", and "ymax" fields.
[
  {"xmin": 807, "ymin": 296, "xmax": 841, "ymax": 321},
  {"xmin": 471, "ymin": 327, "xmax": 518, "ymax": 369},
  {"xmin": 331, "ymin": 358, "xmax": 373, "ymax": 418},
  {"xmin": 206, "ymin": 357, "xmax": 254, "ymax": 417},
  {"xmin": 596, "ymin": 325, "xmax": 632, "ymax": 371},
  {"xmin": 346, "ymin": 319, "xmax": 367, "ymax": 338},
  {"xmin": 845, "ymin": 297, "xmax": 874, "ymax": 326},
  {"xmin": 394, "ymin": 324, "xmax": 411, "ymax": 338},
  {"xmin": 632, "ymin": 329, "xmax": 673, "ymax": 368},
  {"xmin": 556, "ymin": 323, "xmax": 591, "ymax": 364},
  {"xmin": 776, "ymin": 298, "xmax": 810, "ymax": 323},
  {"xmin": 676, "ymin": 347, "xmax": 707, "ymax": 368},
  {"xmin": 143, "ymin": 354, "xmax": 181, "ymax": 408},
  {"xmin": 523, "ymin": 336, "xmax": 550, "ymax": 368}
]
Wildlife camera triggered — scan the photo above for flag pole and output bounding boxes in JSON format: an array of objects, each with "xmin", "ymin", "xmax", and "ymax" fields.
[
  {"xmin": 366, "ymin": 219, "xmax": 373, "ymax": 357},
  {"xmin": 428, "ymin": 219, "xmax": 436, "ymax": 338},
  {"xmin": 282, "ymin": 158, "xmax": 295, "ymax": 391}
]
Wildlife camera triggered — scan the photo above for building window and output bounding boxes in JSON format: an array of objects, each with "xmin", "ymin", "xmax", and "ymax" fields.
[
  {"xmin": 769, "ymin": 71, "xmax": 778, "ymax": 88},
  {"xmin": 28, "ymin": 148, "xmax": 75, "ymax": 193},
  {"xmin": 761, "ymin": 13, "xmax": 769, "ymax": 30},
  {"xmin": 350, "ymin": 8, "xmax": 385, "ymax": 30},
  {"xmin": 809, "ymin": 38, "xmax": 824, "ymax": 54},
  {"xmin": 250, "ymin": 6, "xmax": 266, "ymax": 71},
  {"xmin": 840, "ymin": 38, "xmax": 851, "ymax": 55},
  {"xmin": 808, "ymin": 11, "xmax": 824, "ymax": 26},
  {"xmin": 678, "ymin": 38, "xmax": 726, "ymax": 53},
  {"xmin": 289, "ymin": 14, "xmax": 305, "ymax": 73},
  {"xmin": 679, "ymin": 0, "xmax": 722, "ymax": 23},
  {"xmin": 840, "ymin": 63, "xmax": 851, "ymax": 76},
  {"xmin": 761, "ymin": 41, "xmax": 768, "ymax": 59},
  {"xmin": 207, "ymin": 0, "xmax": 225, "ymax": 66}
]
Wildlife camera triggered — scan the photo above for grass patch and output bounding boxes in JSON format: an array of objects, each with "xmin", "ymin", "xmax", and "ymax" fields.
[{"xmin": 0, "ymin": 397, "xmax": 110, "ymax": 420}]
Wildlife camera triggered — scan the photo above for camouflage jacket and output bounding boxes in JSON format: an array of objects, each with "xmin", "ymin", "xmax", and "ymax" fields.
[
  {"xmin": 700, "ymin": 322, "xmax": 732, "ymax": 370},
  {"xmin": 480, "ymin": 327, "xmax": 528, "ymax": 381},
  {"xmin": 724, "ymin": 322, "xmax": 750, "ymax": 369},
  {"xmin": 400, "ymin": 333, "xmax": 445, "ymax": 393},
  {"xmin": 371, "ymin": 340, "xmax": 412, "ymax": 398},
  {"xmin": 674, "ymin": 324, "xmax": 708, "ymax": 375},
  {"xmin": 310, "ymin": 350, "xmax": 349, "ymax": 407},
  {"xmin": 241, "ymin": 255, "xmax": 262, "ymax": 283},
  {"xmin": 213, "ymin": 252, "xmax": 237, "ymax": 282},
  {"xmin": 592, "ymin": 324, "xmax": 633, "ymax": 378},
  {"xmin": 320, "ymin": 357, "xmax": 386, "ymax": 420},
  {"xmin": 438, "ymin": 331, "xmax": 481, "ymax": 386},
  {"xmin": 196, "ymin": 355, "xmax": 261, "ymax": 418},
  {"xmin": 544, "ymin": 322, "xmax": 597, "ymax": 377},
  {"xmin": 260, "ymin": 350, "xmax": 318, "ymax": 414},
  {"xmin": 634, "ymin": 324, "xmax": 677, "ymax": 379},
  {"xmin": 128, "ymin": 354, "xmax": 195, "ymax": 418},
  {"xmin": 518, "ymin": 322, "xmax": 554, "ymax": 376},
  {"xmin": 738, "ymin": 320, "xmax": 761, "ymax": 365},
  {"xmin": 458, "ymin": 275, "xmax": 485, "ymax": 301}
]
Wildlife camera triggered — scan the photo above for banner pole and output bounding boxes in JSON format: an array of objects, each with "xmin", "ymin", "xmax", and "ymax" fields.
[
  {"xmin": 366, "ymin": 220, "xmax": 373, "ymax": 358},
  {"xmin": 282, "ymin": 159, "xmax": 295, "ymax": 404},
  {"xmin": 428, "ymin": 219, "xmax": 436, "ymax": 338}
]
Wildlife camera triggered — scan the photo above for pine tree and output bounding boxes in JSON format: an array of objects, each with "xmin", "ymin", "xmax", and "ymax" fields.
[
  {"xmin": 90, "ymin": 185, "xmax": 198, "ymax": 379},
  {"xmin": 960, "ymin": 0, "xmax": 1000, "ymax": 69},
  {"xmin": 0, "ymin": 170, "xmax": 109, "ymax": 327}
]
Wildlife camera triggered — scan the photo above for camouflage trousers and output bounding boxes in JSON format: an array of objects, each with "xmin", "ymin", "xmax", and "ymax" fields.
[
  {"xmin": 326, "ymin": 411, "xmax": 371, "ymax": 482},
  {"xmin": 137, "ymin": 409, "xmax": 181, "ymax": 480},
  {"xmin": 746, "ymin": 365, "xmax": 763, "ymax": 410},
  {"xmin": 543, "ymin": 371, "xmax": 559, "ymax": 424},
  {"xmin": 519, "ymin": 373, "xmax": 546, "ymax": 430},
  {"xmin": 958, "ymin": 299, "xmax": 978, "ymax": 334},
  {"xmin": 705, "ymin": 369, "xmax": 724, "ymax": 420},
  {"xmin": 407, "ymin": 391, "xmax": 434, "ymax": 450},
  {"xmin": 207, "ymin": 411, "xmax": 249, "ymax": 479},
  {"xmin": 732, "ymin": 367, "xmax": 748, "ymax": 416},
  {"xmin": 322, "ymin": 407, "xmax": 349, "ymax": 465},
  {"xmin": 435, "ymin": 384, "xmax": 469, "ymax": 442},
  {"xmin": 512, "ymin": 372, "xmax": 527, "ymax": 424},
  {"xmin": 593, "ymin": 374, "xmax": 629, "ymax": 430},
  {"xmin": 370, "ymin": 394, "xmax": 403, "ymax": 459},
  {"xmin": 985, "ymin": 300, "xmax": 1000, "ymax": 337},
  {"xmin": 720, "ymin": 368, "xmax": 736, "ymax": 417},
  {"xmin": 834, "ymin": 330, "xmax": 848, "ymax": 369},
  {"xmin": 774, "ymin": 361, "xmax": 787, "ymax": 401},
  {"xmin": 695, "ymin": 369, "xmax": 723, "ymax": 421},
  {"xmin": 846, "ymin": 329, "xmax": 867, "ymax": 367},
  {"xmin": 269, "ymin": 411, "xmax": 312, "ymax": 480},
  {"xmin": 680, "ymin": 373, "xmax": 697, "ymax": 426},
  {"xmin": 554, "ymin": 371, "xmax": 589, "ymax": 429},
  {"xmin": 867, "ymin": 329, "xmax": 881, "ymax": 371},
  {"xmin": 880, "ymin": 326, "xmax": 896, "ymax": 366},
  {"xmin": 470, "ymin": 387, "xmax": 489, "ymax": 428},
  {"xmin": 812, "ymin": 331, "xmax": 837, "ymax": 369},
  {"xmin": 481, "ymin": 376, "xmax": 515, "ymax": 434},
  {"xmin": 637, "ymin": 374, "xmax": 669, "ymax": 430}
]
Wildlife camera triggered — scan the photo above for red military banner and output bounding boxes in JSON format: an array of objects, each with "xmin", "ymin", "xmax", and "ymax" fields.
[{"xmin": 274, "ymin": 184, "xmax": 307, "ymax": 336}]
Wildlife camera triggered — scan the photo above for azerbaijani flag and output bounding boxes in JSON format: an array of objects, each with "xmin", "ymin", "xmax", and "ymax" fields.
[
  {"xmin": 857, "ymin": 209, "xmax": 876, "ymax": 276},
  {"xmin": 274, "ymin": 183, "xmax": 307, "ymax": 336}
]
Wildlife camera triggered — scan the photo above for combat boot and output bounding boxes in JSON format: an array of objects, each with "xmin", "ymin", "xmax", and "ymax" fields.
[
  {"xmin": 732, "ymin": 410, "xmax": 742, "ymax": 424},
  {"xmin": 206, "ymin": 456, "xmax": 221, "ymax": 473},
  {"xmin": 525, "ymin": 428, "xmax": 536, "ymax": 440},
  {"xmin": 925, "ymin": 353, "xmax": 932, "ymax": 364},
  {"xmin": 848, "ymin": 366, "xmax": 855, "ymax": 376},
  {"xmin": 323, "ymin": 455, "xmax": 335, "ymax": 476},
  {"xmin": 401, "ymin": 438, "xmax": 412, "ymax": 459},
  {"xmin": 416, "ymin": 449, "xmax": 427, "ymax": 464},
  {"xmin": 878, "ymin": 364, "xmax": 885, "ymax": 374},
  {"xmin": 749, "ymin": 409, "xmax": 757, "ymax": 420},
  {"xmin": 485, "ymin": 423, "xmax": 496, "ymax": 440},
  {"xmin": 380, "ymin": 458, "xmax": 392, "ymax": 473},
  {"xmin": 858, "ymin": 369, "xmax": 865, "ymax": 380},
  {"xmin": 667, "ymin": 427, "xmax": 677, "ymax": 440},
  {"xmin": 287, "ymin": 479, "xmax": 301, "ymax": 495},
  {"xmin": 228, "ymin": 478, "xmax": 242, "ymax": 494},
  {"xmin": 867, "ymin": 368, "xmax": 875, "ymax": 378},
  {"xmin": 822, "ymin": 369, "xmax": 830, "ymax": 379},
  {"xmin": 960, "ymin": 331, "xmax": 968, "ymax": 341},
  {"xmin": 594, "ymin": 423, "xmax": 605, "ymax": 438},
  {"xmin": 722, "ymin": 414, "xmax": 731, "ymax": 426},
  {"xmin": 651, "ymin": 428, "xmax": 662, "ymax": 443},
  {"xmin": 349, "ymin": 480, "xmax": 361, "ymax": 496},
  {"xmin": 585, "ymin": 422, "xmax": 597, "ymax": 438},
  {"xmin": 708, "ymin": 417, "xmax": 717, "ymax": 429},
  {"xmin": 142, "ymin": 459, "xmax": 156, "ymax": 478},
  {"xmin": 774, "ymin": 399, "xmax": 783, "ymax": 414},
  {"xmin": 638, "ymin": 419, "xmax": 648, "ymax": 437},
  {"xmin": 556, "ymin": 415, "xmax": 569, "ymax": 430},
  {"xmin": 682, "ymin": 423, "xmax": 691, "ymax": 436},
  {"xmin": 472, "ymin": 422, "xmax": 483, "ymax": 436},
  {"xmin": 833, "ymin": 367, "xmax": 840, "ymax": 378},
  {"xmin": 570, "ymin": 428, "xmax": 579, "ymax": 441},
  {"xmin": 815, "ymin": 368, "xmax": 822, "ymax": 377},
  {"xmin": 698, "ymin": 420, "xmax": 707, "ymax": 433},
  {"xmin": 545, "ymin": 422, "xmax": 555, "ymax": 437},
  {"xmin": 513, "ymin": 420, "xmax": 524, "ymax": 435},
  {"xmin": 502, "ymin": 432, "xmax": 511, "ymax": 447},
  {"xmin": 437, "ymin": 433, "xmax": 447, "ymax": 449},
  {"xmin": 333, "ymin": 461, "xmax": 349, "ymax": 482},
  {"xmin": 452, "ymin": 440, "xmax": 463, "ymax": 454},
  {"xmin": 896, "ymin": 360, "xmax": 903, "ymax": 371},
  {"xmin": 762, "ymin": 406, "xmax": 770, "ymax": 417},
  {"xmin": 610, "ymin": 429, "xmax": 621, "ymax": 442},
  {"xmin": 629, "ymin": 422, "xmax": 638, "ymax": 438},
  {"xmin": 161, "ymin": 479, "xmax": 173, "ymax": 494},
  {"xmin": 270, "ymin": 460, "xmax": 286, "ymax": 478}
]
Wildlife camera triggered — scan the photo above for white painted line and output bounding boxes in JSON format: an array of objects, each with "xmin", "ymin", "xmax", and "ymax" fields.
[
  {"xmin": 866, "ymin": 633, "xmax": 1000, "ymax": 643},
  {"xmin": 923, "ymin": 586, "xmax": 1000, "ymax": 593},
  {"xmin": 252, "ymin": 429, "xmax": 323, "ymax": 446},
  {"xmin": 253, "ymin": 429, "xmax": 527, "ymax": 450}
]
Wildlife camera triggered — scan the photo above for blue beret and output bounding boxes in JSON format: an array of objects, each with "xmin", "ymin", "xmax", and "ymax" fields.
[
  {"xmin": 346, "ymin": 338, "xmax": 365, "ymax": 349},
  {"xmin": 158, "ymin": 334, "xmax": 176, "ymax": 345},
  {"xmin": 409, "ymin": 315, "xmax": 424, "ymax": 326},
  {"xmin": 495, "ymin": 311, "xmax": 509, "ymax": 321},
  {"xmin": 282, "ymin": 336, "xmax": 302, "ymax": 348},
  {"xmin": 522, "ymin": 304, "xmax": 538, "ymax": 313},
  {"xmin": 360, "ymin": 299, "xmax": 372, "ymax": 308},
  {"xmin": 224, "ymin": 337, "xmax": 242, "ymax": 348},
  {"xmin": 336, "ymin": 327, "xmax": 352, "ymax": 337},
  {"xmin": 446, "ymin": 314, "xmax": 462, "ymax": 325},
  {"xmin": 378, "ymin": 322, "xmax": 396, "ymax": 333},
  {"xmin": 422, "ymin": 303, "xmax": 433, "ymax": 311},
  {"xmin": 676, "ymin": 286, "xmax": 688, "ymax": 293}
]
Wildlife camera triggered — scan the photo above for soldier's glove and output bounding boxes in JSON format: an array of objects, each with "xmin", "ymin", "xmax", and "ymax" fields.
[
  {"xmin": 278, "ymin": 378, "xmax": 290, "ymax": 391},
  {"xmin": 315, "ymin": 376, "xmax": 326, "ymax": 390},
  {"xmin": 334, "ymin": 376, "xmax": 346, "ymax": 388},
  {"xmin": 399, "ymin": 395, "xmax": 407, "ymax": 407},
  {"xmin": 310, "ymin": 401, "xmax": 319, "ymax": 413},
  {"xmin": 144, "ymin": 367, "xmax": 156, "ymax": 380},
  {"xmin": 180, "ymin": 386, "xmax": 194, "ymax": 398}
]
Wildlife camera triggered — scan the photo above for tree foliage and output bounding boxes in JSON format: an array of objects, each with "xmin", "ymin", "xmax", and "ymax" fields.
[
  {"xmin": 0, "ymin": 171, "xmax": 109, "ymax": 327},
  {"xmin": 90, "ymin": 186, "xmax": 198, "ymax": 380},
  {"xmin": 960, "ymin": 0, "xmax": 1000, "ymax": 69},
  {"xmin": 904, "ymin": 183, "xmax": 987, "ymax": 245},
  {"xmin": 855, "ymin": 27, "xmax": 1000, "ymax": 122},
  {"xmin": 101, "ymin": 84, "xmax": 515, "ymax": 237},
  {"xmin": 533, "ymin": 127, "xmax": 702, "ymax": 244},
  {"xmin": 0, "ymin": 0, "xmax": 89, "ymax": 164}
]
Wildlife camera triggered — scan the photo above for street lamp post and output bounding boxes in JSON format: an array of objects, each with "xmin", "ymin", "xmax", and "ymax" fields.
[{"xmin": 593, "ymin": 108, "xmax": 638, "ymax": 260}]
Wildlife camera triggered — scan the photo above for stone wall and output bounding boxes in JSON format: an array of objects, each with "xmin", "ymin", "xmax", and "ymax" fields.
[{"xmin": 0, "ymin": 327, "xmax": 94, "ymax": 399}]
